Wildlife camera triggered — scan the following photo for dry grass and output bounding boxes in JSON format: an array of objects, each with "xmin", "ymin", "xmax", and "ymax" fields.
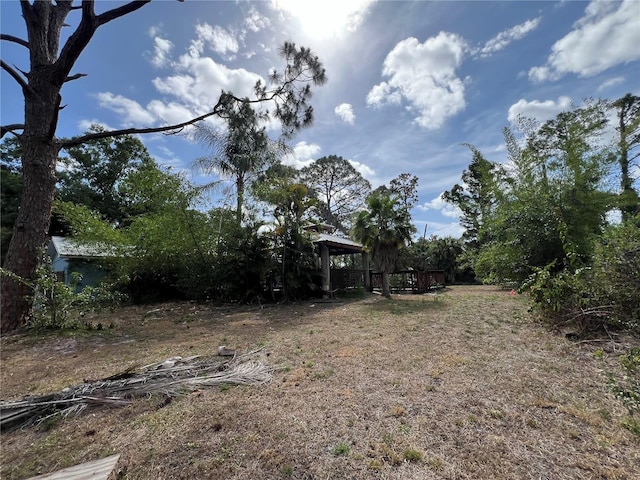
[{"xmin": 1, "ymin": 285, "xmax": 638, "ymax": 480}]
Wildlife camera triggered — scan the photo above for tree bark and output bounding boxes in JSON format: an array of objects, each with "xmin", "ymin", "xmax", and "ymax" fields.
[
  {"xmin": 2, "ymin": 78, "xmax": 60, "ymax": 333},
  {"xmin": 381, "ymin": 270, "xmax": 391, "ymax": 298}
]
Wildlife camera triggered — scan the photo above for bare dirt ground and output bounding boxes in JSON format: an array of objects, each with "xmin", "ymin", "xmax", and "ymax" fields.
[{"xmin": 1, "ymin": 286, "xmax": 638, "ymax": 479}]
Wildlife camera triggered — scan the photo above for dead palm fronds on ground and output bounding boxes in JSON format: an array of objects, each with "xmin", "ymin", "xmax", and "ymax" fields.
[{"xmin": 0, "ymin": 349, "xmax": 273, "ymax": 431}]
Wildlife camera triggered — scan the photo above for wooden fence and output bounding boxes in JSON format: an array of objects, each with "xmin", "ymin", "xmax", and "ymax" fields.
[
  {"xmin": 370, "ymin": 270, "xmax": 445, "ymax": 294},
  {"xmin": 329, "ymin": 269, "xmax": 366, "ymax": 290}
]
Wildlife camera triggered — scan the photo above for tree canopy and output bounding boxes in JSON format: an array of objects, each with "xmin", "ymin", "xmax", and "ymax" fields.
[
  {"xmin": 192, "ymin": 102, "xmax": 284, "ymax": 227},
  {"xmin": 299, "ymin": 155, "xmax": 371, "ymax": 233},
  {"xmin": 1, "ymin": 0, "xmax": 326, "ymax": 332},
  {"xmin": 57, "ymin": 125, "xmax": 156, "ymax": 226}
]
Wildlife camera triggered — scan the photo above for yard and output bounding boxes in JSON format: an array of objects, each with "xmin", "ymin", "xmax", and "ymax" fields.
[{"xmin": 1, "ymin": 286, "xmax": 638, "ymax": 479}]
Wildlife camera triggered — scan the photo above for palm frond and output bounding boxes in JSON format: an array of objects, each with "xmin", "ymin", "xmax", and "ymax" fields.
[{"xmin": 0, "ymin": 349, "xmax": 274, "ymax": 430}]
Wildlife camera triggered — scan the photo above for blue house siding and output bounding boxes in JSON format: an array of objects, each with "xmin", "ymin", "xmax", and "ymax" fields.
[{"xmin": 47, "ymin": 237, "xmax": 111, "ymax": 291}]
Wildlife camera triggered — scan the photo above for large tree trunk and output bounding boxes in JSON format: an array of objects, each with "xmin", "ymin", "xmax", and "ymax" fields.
[{"xmin": 1, "ymin": 72, "xmax": 60, "ymax": 333}]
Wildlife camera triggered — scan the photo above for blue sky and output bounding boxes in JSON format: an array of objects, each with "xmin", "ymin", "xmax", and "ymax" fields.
[{"xmin": 2, "ymin": 0, "xmax": 639, "ymax": 237}]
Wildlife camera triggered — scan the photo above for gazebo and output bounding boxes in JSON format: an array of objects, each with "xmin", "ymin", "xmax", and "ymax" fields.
[{"xmin": 306, "ymin": 224, "xmax": 370, "ymax": 295}]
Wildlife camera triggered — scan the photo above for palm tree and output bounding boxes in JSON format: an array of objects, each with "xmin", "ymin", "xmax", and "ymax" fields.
[
  {"xmin": 193, "ymin": 102, "xmax": 283, "ymax": 226},
  {"xmin": 353, "ymin": 191, "xmax": 415, "ymax": 297}
]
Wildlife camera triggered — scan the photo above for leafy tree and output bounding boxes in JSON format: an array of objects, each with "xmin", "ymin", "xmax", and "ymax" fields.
[
  {"xmin": 0, "ymin": 0, "xmax": 326, "ymax": 332},
  {"xmin": 473, "ymin": 101, "xmax": 612, "ymax": 285},
  {"xmin": 299, "ymin": 155, "xmax": 371, "ymax": 232},
  {"xmin": 256, "ymin": 168, "xmax": 318, "ymax": 301},
  {"xmin": 611, "ymin": 93, "xmax": 640, "ymax": 220},
  {"xmin": 400, "ymin": 237, "xmax": 432, "ymax": 271},
  {"xmin": 401, "ymin": 235, "xmax": 469, "ymax": 283},
  {"xmin": 57, "ymin": 125, "xmax": 155, "ymax": 225},
  {"xmin": 118, "ymin": 161, "xmax": 195, "ymax": 220},
  {"xmin": 353, "ymin": 191, "xmax": 415, "ymax": 298},
  {"xmin": 522, "ymin": 218, "xmax": 640, "ymax": 334},
  {"xmin": 389, "ymin": 173, "xmax": 419, "ymax": 210},
  {"xmin": 442, "ymin": 145, "xmax": 501, "ymax": 251},
  {"xmin": 526, "ymin": 100, "xmax": 612, "ymax": 267},
  {"xmin": 193, "ymin": 103, "xmax": 283, "ymax": 227},
  {"xmin": 591, "ymin": 219, "xmax": 640, "ymax": 330},
  {"xmin": 120, "ymin": 205, "xmax": 222, "ymax": 302},
  {"xmin": 52, "ymin": 201, "xmax": 126, "ymax": 244}
]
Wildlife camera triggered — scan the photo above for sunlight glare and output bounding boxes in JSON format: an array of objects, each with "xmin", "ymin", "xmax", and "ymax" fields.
[{"xmin": 272, "ymin": 0, "xmax": 373, "ymax": 38}]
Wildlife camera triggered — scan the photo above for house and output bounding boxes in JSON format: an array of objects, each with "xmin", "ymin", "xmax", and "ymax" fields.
[{"xmin": 46, "ymin": 236, "xmax": 113, "ymax": 290}]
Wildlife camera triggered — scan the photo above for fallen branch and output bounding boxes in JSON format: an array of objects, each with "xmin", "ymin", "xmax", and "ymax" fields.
[{"xmin": 0, "ymin": 349, "xmax": 273, "ymax": 430}]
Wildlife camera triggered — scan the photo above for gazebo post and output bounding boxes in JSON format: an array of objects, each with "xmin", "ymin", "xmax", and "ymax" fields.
[
  {"xmin": 320, "ymin": 243, "xmax": 331, "ymax": 295},
  {"xmin": 362, "ymin": 251, "xmax": 370, "ymax": 290}
]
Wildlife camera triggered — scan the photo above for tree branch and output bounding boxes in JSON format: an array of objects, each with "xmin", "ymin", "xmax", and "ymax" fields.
[
  {"xmin": 58, "ymin": 79, "xmax": 310, "ymax": 149},
  {"xmin": 0, "ymin": 34, "xmax": 29, "ymax": 49},
  {"xmin": 96, "ymin": 1, "xmax": 152, "ymax": 26},
  {"xmin": 1, "ymin": 124, "xmax": 25, "ymax": 139},
  {"xmin": 1, "ymin": 60, "xmax": 29, "ymax": 93},
  {"xmin": 65, "ymin": 73, "xmax": 87, "ymax": 82},
  {"xmin": 19, "ymin": 0, "xmax": 36, "ymax": 23},
  {"xmin": 53, "ymin": 1, "xmax": 152, "ymax": 87},
  {"xmin": 58, "ymin": 99, "xmax": 227, "ymax": 149}
]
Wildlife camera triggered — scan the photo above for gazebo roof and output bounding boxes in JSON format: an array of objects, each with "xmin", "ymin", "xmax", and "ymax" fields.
[{"xmin": 312, "ymin": 233, "xmax": 364, "ymax": 255}]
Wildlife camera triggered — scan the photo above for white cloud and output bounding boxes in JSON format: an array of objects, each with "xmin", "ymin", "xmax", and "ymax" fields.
[
  {"xmin": 96, "ymin": 92, "xmax": 156, "ymax": 126},
  {"xmin": 76, "ymin": 119, "xmax": 115, "ymax": 133},
  {"xmin": 597, "ymin": 76, "xmax": 625, "ymax": 92},
  {"xmin": 148, "ymin": 24, "xmax": 162, "ymax": 38},
  {"xmin": 529, "ymin": 0, "xmax": 640, "ymax": 82},
  {"xmin": 365, "ymin": 82, "xmax": 402, "ymax": 107},
  {"xmin": 195, "ymin": 23, "xmax": 239, "ymax": 57},
  {"xmin": 507, "ymin": 96, "xmax": 572, "ymax": 123},
  {"xmin": 149, "ymin": 37, "xmax": 174, "ymax": 68},
  {"xmin": 282, "ymin": 141, "xmax": 321, "ymax": 169},
  {"xmin": 147, "ymin": 100, "xmax": 199, "ymax": 127},
  {"xmin": 367, "ymin": 32, "xmax": 467, "ymax": 129},
  {"xmin": 478, "ymin": 17, "xmax": 541, "ymax": 58},
  {"xmin": 244, "ymin": 6, "xmax": 271, "ymax": 32},
  {"xmin": 152, "ymin": 52, "xmax": 263, "ymax": 115},
  {"xmin": 418, "ymin": 194, "xmax": 462, "ymax": 220},
  {"xmin": 97, "ymin": 40, "xmax": 265, "ymax": 130},
  {"xmin": 348, "ymin": 159, "xmax": 374, "ymax": 179},
  {"xmin": 334, "ymin": 103, "xmax": 356, "ymax": 124}
]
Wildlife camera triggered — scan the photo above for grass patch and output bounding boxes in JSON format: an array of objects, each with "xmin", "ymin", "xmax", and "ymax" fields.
[
  {"xmin": 403, "ymin": 447, "xmax": 423, "ymax": 462},
  {"xmin": 1, "ymin": 286, "xmax": 637, "ymax": 480},
  {"xmin": 367, "ymin": 297, "xmax": 443, "ymax": 316},
  {"xmin": 331, "ymin": 441, "xmax": 350, "ymax": 456}
]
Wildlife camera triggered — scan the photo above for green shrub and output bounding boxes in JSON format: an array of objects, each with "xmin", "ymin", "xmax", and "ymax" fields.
[
  {"xmin": 521, "ymin": 220, "xmax": 640, "ymax": 334},
  {"xmin": 2, "ymin": 257, "xmax": 125, "ymax": 330},
  {"xmin": 589, "ymin": 221, "xmax": 640, "ymax": 331}
]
